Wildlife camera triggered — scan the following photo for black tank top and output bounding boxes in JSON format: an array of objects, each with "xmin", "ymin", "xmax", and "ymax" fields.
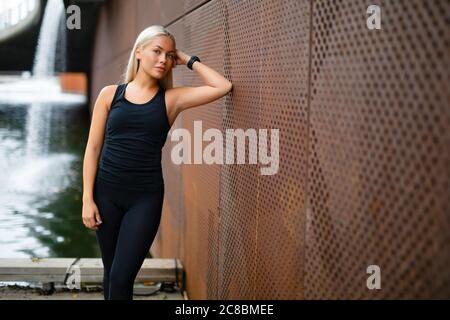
[{"xmin": 96, "ymin": 82, "xmax": 171, "ymax": 191}]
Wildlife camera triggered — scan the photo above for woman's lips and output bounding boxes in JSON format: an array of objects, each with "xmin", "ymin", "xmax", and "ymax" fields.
[{"xmin": 155, "ymin": 67, "xmax": 165, "ymax": 72}]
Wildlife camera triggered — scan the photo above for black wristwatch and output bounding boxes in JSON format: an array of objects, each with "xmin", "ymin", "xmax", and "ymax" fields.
[{"xmin": 187, "ymin": 56, "xmax": 201, "ymax": 70}]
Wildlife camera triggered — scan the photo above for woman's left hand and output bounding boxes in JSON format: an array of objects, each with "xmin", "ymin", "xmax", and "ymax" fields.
[{"xmin": 174, "ymin": 49, "xmax": 191, "ymax": 68}]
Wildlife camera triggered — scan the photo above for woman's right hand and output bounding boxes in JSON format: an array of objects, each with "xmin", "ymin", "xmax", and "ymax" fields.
[{"xmin": 82, "ymin": 200, "xmax": 102, "ymax": 231}]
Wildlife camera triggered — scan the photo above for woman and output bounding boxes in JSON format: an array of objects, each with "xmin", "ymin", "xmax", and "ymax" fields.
[{"xmin": 81, "ymin": 25, "xmax": 232, "ymax": 300}]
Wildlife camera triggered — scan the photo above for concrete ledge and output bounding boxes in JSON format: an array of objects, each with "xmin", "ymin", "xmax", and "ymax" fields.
[{"xmin": 0, "ymin": 258, "xmax": 184, "ymax": 284}]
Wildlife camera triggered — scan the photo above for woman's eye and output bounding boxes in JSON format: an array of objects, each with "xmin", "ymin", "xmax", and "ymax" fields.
[{"xmin": 153, "ymin": 50, "xmax": 173, "ymax": 59}]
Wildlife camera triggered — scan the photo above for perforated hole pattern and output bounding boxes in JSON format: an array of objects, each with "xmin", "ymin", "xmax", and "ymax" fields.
[{"xmin": 151, "ymin": 0, "xmax": 449, "ymax": 299}]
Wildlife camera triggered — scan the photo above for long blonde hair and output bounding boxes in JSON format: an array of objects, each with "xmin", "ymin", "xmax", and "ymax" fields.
[{"xmin": 123, "ymin": 25, "xmax": 176, "ymax": 89}]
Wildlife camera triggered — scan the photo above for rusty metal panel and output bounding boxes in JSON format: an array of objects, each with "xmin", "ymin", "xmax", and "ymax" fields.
[
  {"xmin": 90, "ymin": 0, "xmax": 450, "ymax": 300},
  {"xmin": 180, "ymin": 0, "xmax": 226, "ymax": 299},
  {"xmin": 160, "ymin": 0, "xmax": 184, "ymax": 25},
  {"xmin": 255, "ymin": 0, "xmax": 310, "ymax": 300},
  {"xmin": 93, "ymin": 0, "xmax": 137, "ymax": 69},
  {"xmin": 305, "ymin": 0, "xmax": 450, "ymax": 299},
  {"xmin": 136, "ymin": 0, "xmax": 163, "ymax": 32},
  {"xmin": 184, "ymin": 0, "xmax": 210, "ymax": 13},
  {"xmin": 216, "ymin": 0, "xmax": 263, "ymax": 300},
  {"xmin": 155, "ymin": 1, "xmax": 226, "ymax": 299}
]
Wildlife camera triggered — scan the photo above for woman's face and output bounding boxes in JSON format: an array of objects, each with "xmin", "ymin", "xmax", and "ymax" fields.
[{"xmin": 136, "ymin": 36, "xmax": 176, "ymax": 79}]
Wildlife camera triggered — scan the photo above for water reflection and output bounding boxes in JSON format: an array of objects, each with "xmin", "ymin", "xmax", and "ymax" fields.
[{"xmin": 0, "ymin": 93, "xmax": 99, "ymax": 258}]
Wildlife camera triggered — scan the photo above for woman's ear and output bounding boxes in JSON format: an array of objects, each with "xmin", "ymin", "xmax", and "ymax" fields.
[{"xmin": 135, "ymin": 47, "xmax": 141, "ymax": 60}]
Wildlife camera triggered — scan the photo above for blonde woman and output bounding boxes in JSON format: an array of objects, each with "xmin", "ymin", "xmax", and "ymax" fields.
[{"xmin": 82, "ymin": 25, "xmax": 232, "ymax": 300}]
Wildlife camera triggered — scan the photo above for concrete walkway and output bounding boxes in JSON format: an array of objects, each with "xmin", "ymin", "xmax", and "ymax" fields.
[{"xmin": 0, "ymin": 284, "xmax": 185, "ymax": 300}]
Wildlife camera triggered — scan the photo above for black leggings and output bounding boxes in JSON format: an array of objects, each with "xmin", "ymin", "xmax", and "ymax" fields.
[{"xmin": 93, "ymin": 178, "xmax": 164, "ymax": 300}]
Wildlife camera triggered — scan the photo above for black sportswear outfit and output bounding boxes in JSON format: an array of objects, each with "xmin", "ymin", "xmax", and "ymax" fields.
[{"xmin": 93, "ymin": 82, "xmax": 171, "ymax": 300}]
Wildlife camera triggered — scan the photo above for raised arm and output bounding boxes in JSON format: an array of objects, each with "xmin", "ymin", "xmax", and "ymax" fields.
[{"xmin": 166, "ymin": 50, "xmax": 233, "ymax": 123}]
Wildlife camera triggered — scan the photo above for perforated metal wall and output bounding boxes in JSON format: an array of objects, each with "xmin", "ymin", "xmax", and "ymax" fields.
[
  {"xmin": 91, "ymin": 0, "xmax": 450, "ymax": 300},
  {"xmin": 218, "ymin": 0, "xmax": 263, "ymax": 299},
  {"xmin": 168, "ymin": 0, "xmax": 225, "ymax": 298},
  {"xmin": 305, "ymin": 0, "xmax": 450, "ymax": 299}
]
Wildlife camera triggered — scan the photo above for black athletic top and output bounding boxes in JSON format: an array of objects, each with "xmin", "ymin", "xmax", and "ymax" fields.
[{"xmin": 96, "ymin": 82, "xmax": 171, "ymax": 191}]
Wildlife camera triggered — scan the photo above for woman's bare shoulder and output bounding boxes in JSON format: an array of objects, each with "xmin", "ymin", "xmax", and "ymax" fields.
[{"xmin": 98, "ymin": 84, "xmax": 119, "ymax": 111}]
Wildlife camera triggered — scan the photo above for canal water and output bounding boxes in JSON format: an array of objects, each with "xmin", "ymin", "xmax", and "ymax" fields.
[
  {"xmin": 0, "ymin": 77, "xmax": 99, "ymax": 259},
  {"xmin": 0, "ymin": 0, "xmax": 99, "ymax": 259}
]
